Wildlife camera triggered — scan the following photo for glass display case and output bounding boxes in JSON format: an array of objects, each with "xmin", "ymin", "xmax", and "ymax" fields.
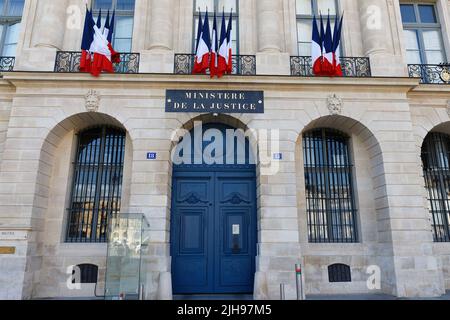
[{"xmin": 104, "ymin": 213, "xmax": 150, "ymax": 300}]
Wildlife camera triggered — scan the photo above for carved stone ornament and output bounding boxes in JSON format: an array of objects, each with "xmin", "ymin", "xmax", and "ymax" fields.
[
  {"xmin": 327, "ymin": 94, "xmax": 343, "ymax": 115},
  {"xmin": 85, "ymin": 89, "xmax": 100, "ymax": 112}
]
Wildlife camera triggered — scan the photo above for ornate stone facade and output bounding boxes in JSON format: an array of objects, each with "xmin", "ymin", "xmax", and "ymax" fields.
[{"xmin": 0, "ymin": 0, "xmax": 449, "ymax": 301}]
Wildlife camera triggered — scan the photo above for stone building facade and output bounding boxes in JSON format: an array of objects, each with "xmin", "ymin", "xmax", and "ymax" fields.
[{"xmin": 0, "ymin": 0, "xmax": 449, "ymax": 300}]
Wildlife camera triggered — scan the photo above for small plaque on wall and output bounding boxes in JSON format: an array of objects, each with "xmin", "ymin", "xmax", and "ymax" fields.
[{"xmin": 0, "ymin": 247, "xmax": 16, "ymax": 255}]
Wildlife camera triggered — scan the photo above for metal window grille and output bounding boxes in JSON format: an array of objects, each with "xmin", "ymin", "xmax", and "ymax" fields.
[
  {"xmin": 303, "ymin": 128, "xmax": 358, "ymax": 243},
  {"xmin": 421, "ymin": 132, "xmax": 450, "ymax": 242},
  {"xmin": 328, "ymin": 264, "xmax": 352, "ymax": 283},
  {"xmin": 74, "ymin": 264, "xmax": 99, "ymax": 284},
  {"xmin": 66, "ymin": 126, "xmax": 126, "ymax": 243}
]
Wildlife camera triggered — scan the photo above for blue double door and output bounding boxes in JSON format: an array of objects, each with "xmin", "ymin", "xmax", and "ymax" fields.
[{"xmin": 171, "ymin": 170, "xmax": 257, "ymax": 294}]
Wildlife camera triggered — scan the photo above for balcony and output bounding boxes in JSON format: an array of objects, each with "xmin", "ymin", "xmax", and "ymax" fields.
[
  {"xmin": 408, "ymin": 64, "xmax": 450, "ymax": 84},
  {"xmin": 290, "ymin": 56, "xmax": 372, "ymax": 77},
  {"xmin": 54, "ymin": 51, "xmax": 140, "ymax": 73},
  {"xmin": 174, "ymin": 54, "xmax": 256, "ymax": 75},
  {"xmin": 0, "ymin": 57, "xmax": 15, "ymax": 71}
]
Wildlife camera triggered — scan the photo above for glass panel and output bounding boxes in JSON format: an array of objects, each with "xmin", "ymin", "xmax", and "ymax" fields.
[
  {"xmin": 0, "ymin": 0, "xmax": 5, "ymax": 15},
  {"xmin": 104, "ymin": 213, "xmax": 149, "ymax": 300},
  {"xmin": 117, "ymin": 0, "xmax": 135, "ymax": 11},
  {"xmin": 405, "ymin": 30, "xmax": 420, "ymax": 50},
  {"xmin": 297, "ymin": 20, "xmax": 311, "ymax": 42},
  {"xmin": 196, "ymin": 0, "xmax": 214, "ymax": 12},
  {"xmin": 2, "ymin": 23, "xmax": 20, "ymax": 56},
  {"xmin": 400, "ymin": 4, "xmax": 416, "ymax": 23},
  {"xmin": 218, "ymin": 0, "xmax": 237, "ymax": 13},
  {"xmin": 298, "ymin": 42, "xmax": 311, "ymax": 57},
  {"xmin": 296, "ymin": 0, "xmax": 312, "ymax": 15},
  {"xmin": 419, "ymin": 4, "xmax": 437, "ymax": 23},
  {"xmin": 114, "ymin": 16, "xmax": 133, "ymax": 52},
  {"xmin": 406, "ymin": 50, "xmax": 422, "ymax": 64},
  {"xmin": 422, "ymin": 30, "xmax": 443, "ymax": 51},
  {"xmin": 94, "ymin": 0, "xmax": 113, "ymax": 10},
  {"xmin": 114, "ymin": 16, "xmax": 133, "ymax": 38},
  {"xmin": 7, "ymin": 0, "xmax": 23, "ymax": 16},
  {"xmin": 317, "ymin": 0, "xmax": 336, "ymax": 15},
  {"xmin": 425, "ymin": 50, "xmax": 444, "ymax": 65}
]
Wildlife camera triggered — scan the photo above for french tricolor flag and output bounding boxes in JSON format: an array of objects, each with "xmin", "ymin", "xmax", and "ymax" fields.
[
  {"xmin": 311, "ymin": 15, "xmax": 322, "ymax": 75},
  {"xmin": 80, "ymin": 7, "xmax": 121, "ymax": 77},
  {"xmin": 193, "ymin": 11, "xmax": 211, "ymax": 74}
]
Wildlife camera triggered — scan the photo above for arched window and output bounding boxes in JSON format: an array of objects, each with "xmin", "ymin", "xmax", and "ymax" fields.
[
  {"xmin": 92, "ymin": 0, "xmax": 135, "ymax": 52},
  {"xmin": 422, "ymin": 132, "xmax": 450, "ymax": 242},
  {"xmin": 303, "ymin": 128, "xmax": 358, "ymax": 243},
  {"xmin": 66, "ymin": 126, "xmax": 126, "ymax": 243}
]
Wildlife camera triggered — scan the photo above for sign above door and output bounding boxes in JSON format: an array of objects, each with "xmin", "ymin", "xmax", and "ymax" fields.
[{"xmin": 165, "ymin": 90, "xmax": 264, "ymax": 114}]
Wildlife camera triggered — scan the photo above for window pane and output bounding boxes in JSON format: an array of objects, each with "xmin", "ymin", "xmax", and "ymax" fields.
[
  {"xmin": 404, "ymin": 29, "xmax": 420, "ymax": 50},
  {"xmin": 317, "ymin": 0, "xmax": 336, "ymax": 15},
  {"xmin": 425, "ymin": 50, "xmax": 444, "ymax": 65},
  {"xmin": 195, "ymin": 0, "xmax": 214, "ymax": 12},
  {"xmin": 2, "ymin": 23, "xmax": 20, "ymax": 56},
  {"xmin": 117, "ymin": 0, "xmax": 135, "ymax": 11},
  {"xmin": 400, "ymin": 4, "xmax": 416, "ymax": 23},
  {"xmin": 114, "ymin": 16, "xmax": 133, "ymax": 38},
  {"xmin": 296, "ymin": 0, "xmax": 312, "ymax": 15},
  {"xmin": 297, "ymin": 20, "xmax": 311, "ymax": 42},
  {"xmin": 0, "ymin": 0, "xmax": 4, "ymax": 15},
  {"xmin": 298, "ymin": 42, "xmax": 310, "ymax": 56},
  {"xmin": 94, "ymin": 0, "xmax": 113, "ymax": 10},
  {"xmin": 406, "ymin": 50, "xmax": 422, "ymax": 64},
  {"xmin": 419, "ymin": 5, "xmax": 437, "ymax": 23},
  {"xmin": 423, "ymin": 30, "xmax": 443, "ymax": 51},
  {"xmin": 218, "ymin": 0, "xmax": 237, "ymax": 13},
  {"xmin": 7, "ymin": 0, "xmax": 23, "ymax": 16}
]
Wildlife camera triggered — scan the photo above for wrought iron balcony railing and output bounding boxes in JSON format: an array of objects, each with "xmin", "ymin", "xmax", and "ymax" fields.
[
  {"xmin": 174, "ymin": 53, "xmax": 256, "ymax": 75},
  {"xmin": 408, "ymin": 64, "xmax": 450, "ymax": 84},
  {"xmin": 290, "ymin": 56, "xmax": 372, "ymax": 77},
  {"xmin": 0, "ymin": 57, "xmax": 15, "ymax": 71},
  {"xmin": 54, "ymin": 51, "xmax": 140, "ymax": 74}
]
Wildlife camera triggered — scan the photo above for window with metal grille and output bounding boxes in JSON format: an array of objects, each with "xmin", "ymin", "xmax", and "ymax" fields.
[
  {"xmin": 66, "ymin": 126, "xmax": 126, "ymax": 243},
  {"xmin": 421, "ymin": 132, "xmax": 450, "ymax": 242},
  {"xmin": 328, "ymin": 264, "xmax": 351, "ymax": 283},
  {"xmin": 303, "ymin": 128, "xmax": 358, "ymax": 243},
  {"xmin": 73, "ymin": 264, "xmax": 99, "ymax": 284},
  {"xmin": 0, "ymin": 0, "xmax": 25, "ymax": 56}
]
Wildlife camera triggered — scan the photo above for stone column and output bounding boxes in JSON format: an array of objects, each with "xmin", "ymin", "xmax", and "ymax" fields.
[
  {"xmin": 254, "ymin": 129, "xmax": 301, "ymax": 300},
  {"xmin": 15, "ymin": 0, "xmax": 69, "ymax": 71},
  {"xmin": 139, "ymin": 0, "xmax": 175, "ymax": 73},
  {"xmin": 255, "ymin": 0, "xmax": 290, "ymax": 75},
  {"xmin": 148, "ymin": 0, "xmax": 174, "ymax": 51},
  {"xmin": 358, "ymin": 0, "xmax": 407, "ymax": 76}
]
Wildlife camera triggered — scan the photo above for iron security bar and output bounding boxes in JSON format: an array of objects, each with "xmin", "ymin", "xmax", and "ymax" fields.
[
  {"xmin": 174, "ymin": 53, "xmax": 256, "ymax": 75},
  {"xmin": 408, "ymin": 64, "xmax": 450, "ymax": 84},
  {"xmin": 54, "ymin": 51, "xmax": 140, "ymax": 74},
  {"xmin": 290, "ymin": 56, "xmax": 371, "ymax": 77}
]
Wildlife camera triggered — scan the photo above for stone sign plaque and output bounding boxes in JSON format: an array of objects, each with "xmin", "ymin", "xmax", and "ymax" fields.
[
  {"xmin": 166, "ymin": 90, "xmax": 265, "ymax": 114},
  {"xmin": 0, "ymin": 230, "xmax": 28, "ymax": 241}
]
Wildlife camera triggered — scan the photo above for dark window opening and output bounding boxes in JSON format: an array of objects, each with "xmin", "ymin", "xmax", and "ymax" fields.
[
  {"xmin": 73, "ymin": 264, "xmax": 99, "ymax": 284},
  {"xmin": 328, "ymin": 264, "xmax": 351, "ymax": 283}
]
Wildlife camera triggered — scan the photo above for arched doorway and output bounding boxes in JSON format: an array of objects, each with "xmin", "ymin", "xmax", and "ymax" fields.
[{"xmin": 170, "ymin": 122, "xmax": 257, "ymax": 294}]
